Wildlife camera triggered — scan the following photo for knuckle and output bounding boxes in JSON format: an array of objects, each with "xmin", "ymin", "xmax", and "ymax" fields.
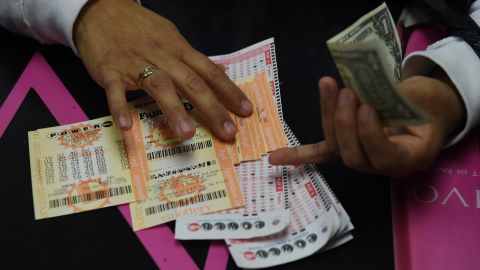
[
  {"xmin": 357, "ymin": 124, "xmax": 372, "ymax": 139},
  {"xmin": 326, "ymin": 140, "xmax": 339, "ymax": 155},
  {"xmin": 149, "ymin": 71, "xmax": 172, "ymax": 89},
  {"xmin": 103, "ymin": 79, "xmax": 124, "ymax": 91},
  {"xmin": 342, "ymin": 155, "xmax": 363, "ymax": 170},
  {"xmin": 312, "ymin": 143, "xmax": 324, "ymax": 156},
  {"xmin": 208, "ymin": 63, "xmax": 225, "ymax": 80},
  {"xmin": 184, "ymin": 74, "xmax": 207, "ymax": 93},
  {"xmin": 166, "ymin": 103, "xmax": 186, "ymax": 116},
  {"xmin": 334, "ymin": 115, "xmax": 347, "ymax": 129}
]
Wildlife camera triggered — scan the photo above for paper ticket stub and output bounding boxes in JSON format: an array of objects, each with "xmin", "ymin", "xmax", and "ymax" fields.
[
  {"xmin": 28, "ymin": 116, "xmax": 138, "ymax": 219},
  {"xmin": 175, "ymin": 156, "xmax": 290, "ymax": 240},
  {"xmin": 125, "ymin": 97, "xmax": 244, "ymax": 231},
  {"xmin": 226, "ymin": 165, "xmax": 341, "ymax": 268}
]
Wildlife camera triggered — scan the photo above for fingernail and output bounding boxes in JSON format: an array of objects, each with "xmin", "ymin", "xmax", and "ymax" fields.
[
  {"xmin": 117, "ymin": 115, "xmax": 128, "ymax": 129},
  {"xmin": 179, "ymin": 120, "xmax": 194, "ymax": 135},
  {"xmin": 223, "ymin": 120, "xmax": 237, "ymax": 136},
  {"xmin": 359, "ymin": 105, "xmax": 372, "ymax": 124},
  {"xmin": 241, "ymin": 99, "xmax": 253, "ymax": 113}
]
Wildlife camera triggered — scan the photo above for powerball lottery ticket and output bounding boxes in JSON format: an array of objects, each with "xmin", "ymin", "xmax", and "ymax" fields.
[
  {"xmin": 175, "ymin": 38, "xmax": 290, "ymax": 240},
  {"xmin": 28, "ymin": 116, "xmax": 139, "ymax": 219},
  {"xmin": 125, "ymin": 97, "xmax": 245, "ymax": 231}
]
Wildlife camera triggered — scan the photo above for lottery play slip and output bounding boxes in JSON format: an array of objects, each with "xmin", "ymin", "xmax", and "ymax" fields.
[
  {"xmin": 176, "ymin": 38, "xmax": 354, "ymax": 268},
  {"xmin": 27, "ymin": 38, "xmax": 353, "ymax": 268}
]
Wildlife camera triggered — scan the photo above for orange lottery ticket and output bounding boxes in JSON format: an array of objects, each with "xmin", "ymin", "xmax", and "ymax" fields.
[
  {"xmin": 250, "ymin": 72, "xmax": 287, "ymax": 152},
  {"xmin": 125, "ymin": 97, "xmax": 244, "ymax": 230}
]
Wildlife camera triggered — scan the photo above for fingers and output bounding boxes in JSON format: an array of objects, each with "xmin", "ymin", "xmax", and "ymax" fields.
[
  {"xmin": 141, "ymin": 69, "xmax": 195, "ymax": 140},
  {"xmin": 334, "ymin": 89, "xmax": 373, "ymax": 172},
  {"xmin": 183, "ymin": 49, "xmax": 253, "ymax": 117},
  {"xmin": 268, "ymin": 141, "xmax": 337, "ymax": 165},
  {"xmin": 319, "ymin": 77, "xmax": 340, "ymax": 155},
  {"xmin": 103, "ymin": 73, "xmax": 132, "ymax": 131},
  {"xmin": 356, "ymin": 104, "xmax": 400, "ymax": 170},
  {"xmin": 153, "ymin": 57, "xmax": 238, "ymax": 141},
  {"xmin": 356, "ymin": 104, "xmax": 434, "ymax": 175}
]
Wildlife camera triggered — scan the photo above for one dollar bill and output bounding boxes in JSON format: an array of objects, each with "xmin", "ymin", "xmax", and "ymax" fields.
[{"xmin": 327, "ymin": 2, "xmax": 431, "ymax": 125}]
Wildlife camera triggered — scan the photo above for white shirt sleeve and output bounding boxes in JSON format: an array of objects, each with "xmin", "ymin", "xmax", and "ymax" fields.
[
  {"xmin": 402, "ymin": 0, "xmax": 480, "ymax": 147},
  {"xmin": 0, "ymin": 0, "xmax": 89, "ymax": 54},
  {"xmin": 0, "ymin": 0, "xmax": 142, "ymax": 54}
]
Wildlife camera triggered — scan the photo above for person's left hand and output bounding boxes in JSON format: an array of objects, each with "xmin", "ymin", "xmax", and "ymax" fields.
[
  {"xmin": 269, "ymin": 73, "xmax": 465, "ymax": 177},
  {"xmin": 73, "ymin": 0, "xmax": 252, "ymax": 141}
]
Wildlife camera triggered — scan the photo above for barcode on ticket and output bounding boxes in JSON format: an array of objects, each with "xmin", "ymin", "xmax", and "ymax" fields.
[
  {"xmin": 48, "ymin": 185, "xmax": 133, "ymax": 208},
  {"xmin": 145, "ymin": 189, "xmax": 227, "ymax": 216},
  {"xmin": 146, "ymin": 140, "xmax": 213, "ymax": 160}
]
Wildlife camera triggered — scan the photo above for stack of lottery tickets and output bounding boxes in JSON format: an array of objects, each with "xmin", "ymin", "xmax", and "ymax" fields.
[{"xmin": 28, "ymin": 38, "xmax": 353, "ymax": 268}]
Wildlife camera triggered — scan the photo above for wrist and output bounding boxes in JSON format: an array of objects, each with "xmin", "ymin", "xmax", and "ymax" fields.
[
  {"xmin": 73, "ymin": 0, "xmax": 138, "ymax": 56},
  {"xmin": 430, "ymin": 67, "xmax": 467, "ymax": 140}
]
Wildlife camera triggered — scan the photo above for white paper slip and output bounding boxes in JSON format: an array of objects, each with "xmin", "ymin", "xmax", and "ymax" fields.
[
  {"xmin": 175, "ymin": 156, "xmax": 290, "ymax": 240},
  {"xmin": 226, "ymin": 165, "xmax": 340, "ymax": 268},
  {"xmin": 175, "ymin": 209, "xmax": 290, "ymax": 240}
]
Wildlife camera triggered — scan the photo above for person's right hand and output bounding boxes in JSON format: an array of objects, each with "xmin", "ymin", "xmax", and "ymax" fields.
[
  {"xmin": 73, "ymin": 0, "xmax": 253, "ymax": 141},
  {"xmin": 269, "ymin": 70, "xmax": 466, "ymax": 177}
]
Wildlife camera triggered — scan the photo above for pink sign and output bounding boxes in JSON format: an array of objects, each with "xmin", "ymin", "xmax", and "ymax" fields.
[{"xmin": 392, "ymin": 25, "xmax": 480, "ymax": 270}]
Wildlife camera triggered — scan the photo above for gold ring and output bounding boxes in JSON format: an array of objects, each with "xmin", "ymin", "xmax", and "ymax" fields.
[{"xmin": 137, "ymin": 66, "xmax": 159, "ymax": 89}]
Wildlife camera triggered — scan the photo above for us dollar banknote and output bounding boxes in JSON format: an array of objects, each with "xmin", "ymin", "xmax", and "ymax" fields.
[{"xmin": 327, "ymin": 2, "xmax": 430, "ymax": 125}]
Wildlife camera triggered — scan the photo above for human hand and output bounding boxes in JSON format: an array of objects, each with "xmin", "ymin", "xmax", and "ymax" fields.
[
  {"xmin": 269, "ymin": 72, "xmax": 465, "ymax": 177},
  {"xmin": 73, "ymin": 0, "xmax": 252, "ymax": 141}
]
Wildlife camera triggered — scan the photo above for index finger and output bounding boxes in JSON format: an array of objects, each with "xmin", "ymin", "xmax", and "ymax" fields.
[
  {"xmin": 182, "ymin": 49, "xmax": 253, "ymax": 117},
  {"xmin": 268, "ymin": 141, "xmax": 337, "ymax": 165}
]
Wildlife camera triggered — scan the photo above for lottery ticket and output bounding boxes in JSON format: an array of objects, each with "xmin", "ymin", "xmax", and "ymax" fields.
[
  {"xmin": 211, "ymin": 38, "xmax": 287, "ymax": 148},
  {"xmin": 227, "ymin": 122, "xmax": 353, "ymax": 268},
  {"xmin": 233, "ymin": 73, "xmax": 288, "ymax": 161},
  {"xmin": 174, "ymin": 38, "xmax": 353, "ymax": 268},
  {"xmin": 283, "ymin": 123, "xmax": 354, "ymax": 239},
  {"xmin": 28, "ymin": 116, "xmax": 139, "ymax": 219},
  {"xmin": 175, "ymin": 156, "xmax": 290, "ymax": 239},
  {"xmin": 126, "ymin": 97, "xmax": 245, "ymax": 231},
  {"xmin": 226, "ymin": 164, "xmax": 341, "ymax": 268},
  {"xmin": 175, "ymin": 38, "xmax": 291, "ymax": 240},
  {"xmin": 225, "ymin": 123, "xmax": 353, "ymax": 268}
]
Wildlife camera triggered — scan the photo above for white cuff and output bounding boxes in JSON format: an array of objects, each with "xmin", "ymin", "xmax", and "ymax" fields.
[
  {"xmin": 23, "ymin": 0, "xmax": 89, "ymax": 54},
  {"xmin": 403, "ymin": 39, "xmax": 480, "ymax": 147},
  {"xmin": 402, "ymin": 2, "xmax": 480, "ymax": 147},
  {"xmin": 0, "ymin": 0, "xmax": 142, "ymax": 55}
]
